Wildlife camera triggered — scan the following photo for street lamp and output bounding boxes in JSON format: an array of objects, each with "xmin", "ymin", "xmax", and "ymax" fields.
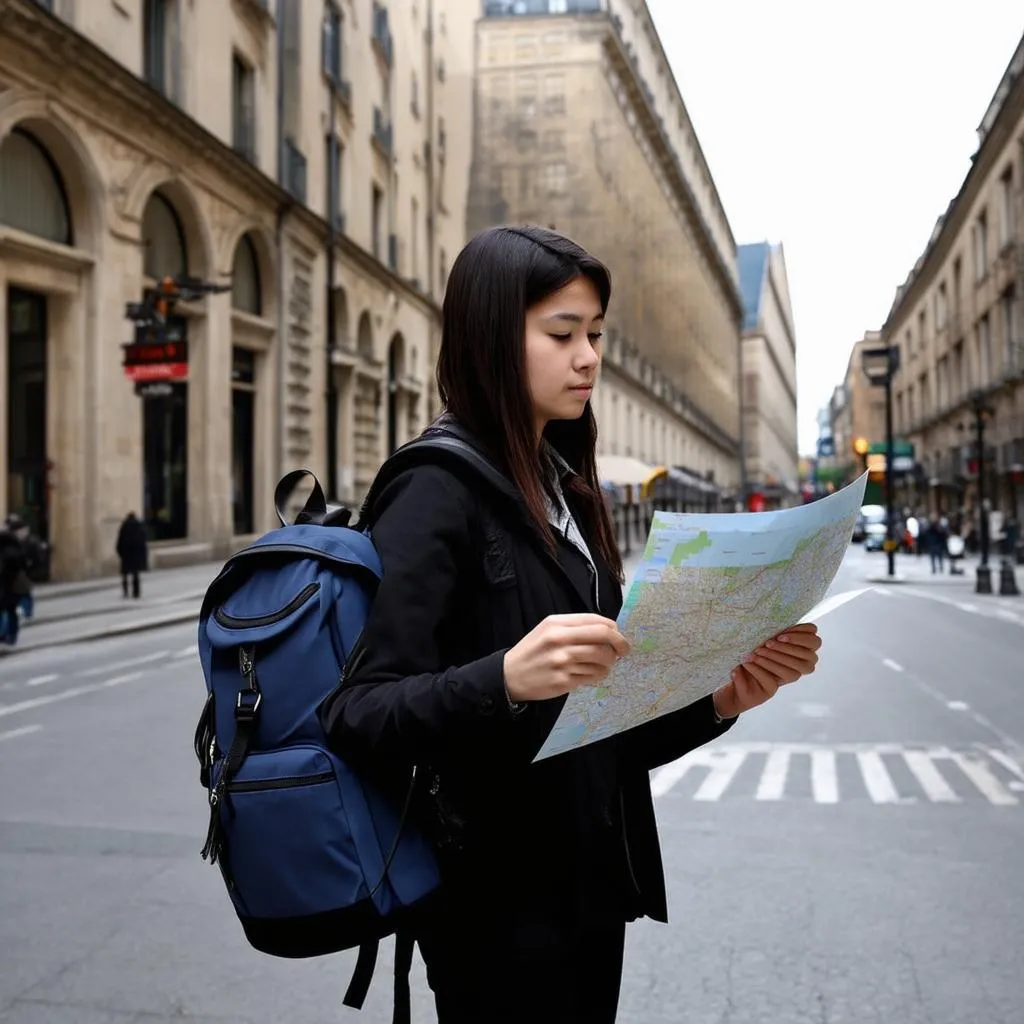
[
  {"xmin": 959, "ymin": 391, "xmax": 996, "ymax": 594},
  {"xmin": 862, "ymin": 345, "xmax": 900, "ymax": 578}
]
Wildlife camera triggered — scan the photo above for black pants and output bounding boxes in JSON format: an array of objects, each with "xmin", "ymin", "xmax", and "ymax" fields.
[
  {"xmin": 122, "ymin": 571, "xmax": 140, "ymax": 598},
  {"xmin": 420, "ymin": 916, "xmax": 627, "ymax": 1024}
]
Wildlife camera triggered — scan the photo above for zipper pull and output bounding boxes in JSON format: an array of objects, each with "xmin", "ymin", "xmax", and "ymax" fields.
[{"xmin": 238, "ymin": 645, "xmax": 254, "ymax": 679}]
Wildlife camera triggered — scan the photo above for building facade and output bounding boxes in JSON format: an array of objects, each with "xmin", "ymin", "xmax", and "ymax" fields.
[
  {"xmin": 470, "ymin": 0, "xmax": 743, "ymax": 504},
  {"xmin": 0, "ymin": 0, "xmax": 472, "ymax": 579},
  {"xmin": 882, "ymin": 32, "xmax": 1024, "ymax": 525},
  {"xmin": 737, "ymin": 242, "xmax": 799, "ymax": 509},
  {"xmin": 827, "ymin": 333, "xmax": 887, "ymax": 488}
]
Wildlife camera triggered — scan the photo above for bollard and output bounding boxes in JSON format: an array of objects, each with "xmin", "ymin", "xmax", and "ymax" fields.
[
  {"xmin": 999, "ymin": 559, "xmax": 1020, "ymax": 597},
  {"xmin": 975, "ymin": 563, "xmax": 993, "ymax": 595}
]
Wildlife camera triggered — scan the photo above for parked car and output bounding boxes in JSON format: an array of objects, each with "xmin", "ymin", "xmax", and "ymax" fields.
[{"xmin": 860, "ymin": 505, "xmax": 888, "ymax": 551}]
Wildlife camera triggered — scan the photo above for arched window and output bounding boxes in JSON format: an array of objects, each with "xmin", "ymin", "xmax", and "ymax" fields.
[
  {"xmin": 142, "ymin": 191, "xmax": 187, "ymax": 279},
  {"xmin": 231, "ymin": 234, "xmax": 262, "ymax": 315},
  {"xmin": 0, "ymin": 128, "xmax": 72, "ymax": 245}
]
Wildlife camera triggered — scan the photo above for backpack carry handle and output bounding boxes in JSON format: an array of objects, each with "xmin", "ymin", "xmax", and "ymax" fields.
[{"xmin": 274, "ymin": 469, "xmax": 328, "ymax": 527}]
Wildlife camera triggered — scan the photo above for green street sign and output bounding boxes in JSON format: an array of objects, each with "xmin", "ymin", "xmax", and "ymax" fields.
[{"xmin": 868, "ymin": 440, "xmax": 914, "ymax": 457}]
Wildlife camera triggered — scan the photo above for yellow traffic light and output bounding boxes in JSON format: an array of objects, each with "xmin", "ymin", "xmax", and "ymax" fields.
[{"xmin": 853, "ymin": 437, "xmax": 869, "ymax": 456}]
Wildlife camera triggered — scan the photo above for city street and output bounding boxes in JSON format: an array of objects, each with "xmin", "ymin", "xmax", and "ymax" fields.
[{"xmin": 1, "ymin": 546, "xmax": 1023, "ymax": 1023}]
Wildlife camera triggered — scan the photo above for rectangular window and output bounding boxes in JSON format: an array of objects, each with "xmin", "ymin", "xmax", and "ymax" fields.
[
  {"xmin": 322, "ymin": 2, "xmax": 342, "ymax": 83},
  {"xmin": 936, "ymin": 281, "xmax": 947, "ymax": 329},
  {"xmin": 541, "ymin": 161, "xmax": 567, "ymax": 195},
  {"xmin": 411, "ymin": 196, "xmax": 419, "ymax": 282},
  {"xmin": 999, "ymin": 168, "xmax": 1014, "ymax": 247},
  {"xmin": 143, "ymin": 0, "xmax": 166, "ymax": 91},
  {"xmin": 979, "ymin": 315, "xmax": 992, "ymax": 384},
  {"xmin": 231, "ymin": 348, "xmax": 256, "ymax": 536},
  {"xmin": 371, "ymin": 185, "xmax": 383, "ymax": 260},
  {"xmin": 280, "ymin": 0, "xmax": 302, "ymax": 140},
  {"xmin": 325, "ymin": 135, "xmax": 342, "ymax": 229},
  {"xmin": 974, "ymin": 209, "xmax": 989, "ymax": 281},
  {"xmin": 1003, "ymin": 291, "xmax": 1018, "ymax": 372},
  {"xmin": 232, "ymin": 54, "xmax": 256, "ymax": 163},
  {"xmin": 543, "ymin": 73, "xmax": 566, "ymax": 115}
]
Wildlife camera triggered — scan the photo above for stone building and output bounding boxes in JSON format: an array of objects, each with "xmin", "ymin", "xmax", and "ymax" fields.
[
  {"xmin": 882, "ymin": 31, "xmax": 1024, "ymax": 524},
  {"xmin": 826, "ymin": 332, "xmax": 886, "ymax": 489},
  {"xmin": 469, "ymin": 0, "xmax": 743, "ymax": 504},
  {"xmin": 0, "ymin": 0, "xmax": 472, "ymax": 579},
  {"xmin": 737, "ymin": 242, "xmax": 799, "ymax": 509}
]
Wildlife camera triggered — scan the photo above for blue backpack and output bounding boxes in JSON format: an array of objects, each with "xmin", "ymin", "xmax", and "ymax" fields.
[{"xmin": 193, "ymin": 434, "xmax": 508, "ymax": 1022}]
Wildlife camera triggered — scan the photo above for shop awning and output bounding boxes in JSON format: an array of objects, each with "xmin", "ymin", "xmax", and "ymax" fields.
[{"xmin": 596, "ymin": 455, "xmax": 666, "ymax": 499}]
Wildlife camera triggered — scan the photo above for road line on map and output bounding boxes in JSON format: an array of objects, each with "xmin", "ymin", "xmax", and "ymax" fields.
[
  {"xmin": 79, "ymin": 652, "xmax": 167, "ymax": 677},
  {"xmin": 0, "ymin": 724, "xmax": 42, "ymax": 743},
  {"xmin": 0, "ymin": 671, "xmax": 145, "ymax": 719}
]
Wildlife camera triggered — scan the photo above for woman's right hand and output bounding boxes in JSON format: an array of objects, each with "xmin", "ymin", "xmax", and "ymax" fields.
[{"xmin": 502, "ymin": 613, "xmax": 631, "ymax": 702}]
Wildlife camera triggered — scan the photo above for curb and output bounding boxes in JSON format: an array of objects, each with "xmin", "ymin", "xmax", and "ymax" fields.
[
  {"xmin": 0, "ymin": 608, "xmax": 198, "ymax": 658},
  {"xmin": 23, "ymin": 589, "xmax": 209, "ymax": 631}
]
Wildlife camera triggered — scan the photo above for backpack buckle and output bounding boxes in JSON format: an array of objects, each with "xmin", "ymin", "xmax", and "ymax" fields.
[{"xmin": 235, "ymin": 690, "xmax": 262, "ymax": 723}]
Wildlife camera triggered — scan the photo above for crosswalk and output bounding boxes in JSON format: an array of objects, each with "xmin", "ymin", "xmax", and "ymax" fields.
[{"xmin": 652, "ymin": 742, "xmax": 1024, "ymax": 807}]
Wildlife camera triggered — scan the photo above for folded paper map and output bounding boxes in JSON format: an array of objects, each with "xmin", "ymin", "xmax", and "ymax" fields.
[{"xmin": 534, "ymin": 472, "xmax": 869, "ymax": 761}]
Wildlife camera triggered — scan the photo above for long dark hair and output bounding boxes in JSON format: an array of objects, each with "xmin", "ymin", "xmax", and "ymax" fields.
[{"xmin": 436, "ymin": 225, "xmax": 623, "ymax": 581}]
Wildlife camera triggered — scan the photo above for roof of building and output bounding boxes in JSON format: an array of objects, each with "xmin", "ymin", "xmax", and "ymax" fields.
[{"xmin": 737, "ymin": 242, "xmax": 771, "ymax": 331}]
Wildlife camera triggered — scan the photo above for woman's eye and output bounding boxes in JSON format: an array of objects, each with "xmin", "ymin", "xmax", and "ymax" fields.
[
  {"xmin": 588, "ymin": 332, "xmax": 604, "ymax": 342},
  {"xmin": 550, "ymin": 332, "xmax": 572, "ymax": 341}
]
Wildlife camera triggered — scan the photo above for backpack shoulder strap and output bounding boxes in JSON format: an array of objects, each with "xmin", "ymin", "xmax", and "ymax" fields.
[{"xmin": 356, "ymin": 434, "xmax": 511, "ymax": 529}]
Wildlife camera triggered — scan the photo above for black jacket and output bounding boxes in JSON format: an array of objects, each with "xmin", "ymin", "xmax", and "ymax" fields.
[
  {"xmin": 320, "ymin": 438, "xmax": 734, "ymax": 953},
  {"xmin": 116, "ymin": 515, "xmax": 148, "ymax": 574}
]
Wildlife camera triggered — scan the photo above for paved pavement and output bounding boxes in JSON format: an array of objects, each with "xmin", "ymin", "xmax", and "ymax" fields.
[
  {"xmin": 1, "ymin": 563, "xmax": 221, "ymax": 656},
  {"xmin": 1, "ymin": 545, "xmax": 1023, "ymax": 1022}
]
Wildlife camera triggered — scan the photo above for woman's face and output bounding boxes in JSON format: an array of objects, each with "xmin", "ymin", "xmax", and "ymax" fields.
[{"xmin": 523, "ymin": 275, "xmax": 604, "ymax": 439}]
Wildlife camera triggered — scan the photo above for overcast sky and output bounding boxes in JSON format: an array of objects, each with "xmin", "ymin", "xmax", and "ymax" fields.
[{"xmin": 646, "ymin": 0, "xmax": 1024, "ymax": 455}]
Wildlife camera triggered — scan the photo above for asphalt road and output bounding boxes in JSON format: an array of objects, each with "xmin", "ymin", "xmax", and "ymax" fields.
[{"xmin": 1, "ymin": 547, "xmax": 1023, "ymax": 1023}]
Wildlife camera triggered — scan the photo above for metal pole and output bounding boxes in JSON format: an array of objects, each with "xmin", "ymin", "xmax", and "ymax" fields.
[
  {"xmin": 884, "ymin": 349, "xmax": 896, "ymax": 577},
  {"xmin": 977, "ymin": 403, "xmax": 989, "ymax": 566},
  {"xmin": 325, "ymin": 79, "xmax": 338, "ymax": 501}
]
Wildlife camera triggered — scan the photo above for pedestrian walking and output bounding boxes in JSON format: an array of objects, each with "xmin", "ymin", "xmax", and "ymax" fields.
[
  {"xmin": 925, "ymin": 513, "xmax": 948, "ymax": 574},
  {"xmin": 320, "ymin": 225, "xmax": 824, "ymax": 1023},
  {"xmin": 115, "ymin": 512, "xmax": 148, "ymax": 599},
  {"xmin": 0, "ymin": 517, "xmax": 27, "ymax": 645}
]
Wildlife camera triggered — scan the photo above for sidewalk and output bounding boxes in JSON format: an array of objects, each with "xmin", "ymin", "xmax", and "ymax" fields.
[
  {"xmin": 2, "ymin": 562, "xmax": 223, "ymax": 657},
  {"xmin": 863, "ymin": 548, "xmax": 1022, "ymax": 592}
]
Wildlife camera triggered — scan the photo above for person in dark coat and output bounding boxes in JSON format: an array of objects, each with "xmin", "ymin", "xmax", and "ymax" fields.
[
  {"xmin": 321, "ymin": 226, "xmax": 823, "ymax": 1023},
  {"xmin": 115, "ymin": 512, "xmax": 148, "ymax": 599},
  {"xmin": 0, "ymin": 519, "xmax": 27, "ymax": 644}
]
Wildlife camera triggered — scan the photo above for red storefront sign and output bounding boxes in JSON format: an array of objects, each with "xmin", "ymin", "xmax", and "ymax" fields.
[{"xmin": 122, "ymin": 339, "xmax": 188, "ymax": 382}]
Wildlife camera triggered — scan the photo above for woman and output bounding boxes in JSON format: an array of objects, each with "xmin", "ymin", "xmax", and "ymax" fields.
[{"xmin": 321, "ymin": 226, "xmax": 821, "ymax": 1022}]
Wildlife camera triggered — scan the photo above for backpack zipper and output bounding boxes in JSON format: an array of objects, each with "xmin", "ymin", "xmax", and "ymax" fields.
[
  {"xmin": 228, "ymin": 771, "xmax": 334, "ymax": 793},
  {"xmin": 214, "ymin": 581, "xmax": 320, "ymax": 629}
]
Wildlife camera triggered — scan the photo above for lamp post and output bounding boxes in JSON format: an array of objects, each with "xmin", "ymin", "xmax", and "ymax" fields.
[
  {"xmin": 964, "ymin": 391, "xmax": 995, "ymax": 594},
  {"xmin": 862, "ymin": 345, "xmax": 900, "ymax": 578}
]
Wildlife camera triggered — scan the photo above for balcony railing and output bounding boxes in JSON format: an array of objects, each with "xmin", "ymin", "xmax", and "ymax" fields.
[{"xmin": 483, "ymin": 0, "xmax": 604, "ymax": 14}]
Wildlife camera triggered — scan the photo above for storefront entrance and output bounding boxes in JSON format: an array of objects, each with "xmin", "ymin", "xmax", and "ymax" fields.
[
  {"xmin": 6, "ymin": 287, "xmax": 49, "ymax": 545},
  {"xmin": 141, "ymin": 316, "xmax": 188, "ymax": 541}
]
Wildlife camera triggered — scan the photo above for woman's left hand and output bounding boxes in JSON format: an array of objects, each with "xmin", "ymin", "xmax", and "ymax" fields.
[{"xmin": 712, "ymin": 623, "xmax": 822, "ymax": 720}]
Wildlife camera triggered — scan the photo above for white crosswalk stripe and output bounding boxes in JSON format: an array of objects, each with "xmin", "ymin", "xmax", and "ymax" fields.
[{"xmin": 652, "ymin": 743, "xmax": 1024, "ymax": 807}]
